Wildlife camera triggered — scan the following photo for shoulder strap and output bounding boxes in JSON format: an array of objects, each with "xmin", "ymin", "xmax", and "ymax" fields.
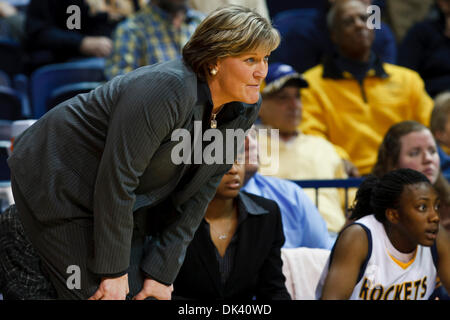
[
  {"xmin": 430, "ymin": 241, "xmax": 439, "ymax": 269},
  {"xmin": 328, "ymin": 222, "xmax": 373, "ymax": 283}
]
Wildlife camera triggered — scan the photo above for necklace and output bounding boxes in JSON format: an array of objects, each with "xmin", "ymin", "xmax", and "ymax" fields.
[
  {"xmin": 205, "ymin": 218, "xmax": 232, "ymax": 240},
  {"xmin": 210, "ymin": 105, "xmax": 225, "ymax": 129},
  {"xmin": 210, "ymin": 113, "xmax": 218, "ymax": 129}
]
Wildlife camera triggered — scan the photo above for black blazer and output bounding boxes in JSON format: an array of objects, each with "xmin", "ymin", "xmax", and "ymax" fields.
[
  {"xmin": 8, "ymin": 59, "xmax": 260, "ymax": 297},
  {"xmin": 173, "ymin": 192, "xmax": 291, "ymax": 300}
]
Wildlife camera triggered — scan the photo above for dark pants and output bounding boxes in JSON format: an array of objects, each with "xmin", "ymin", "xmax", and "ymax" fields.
[
  {"xmin": 0, "ymin": 178, "xmax": 151, "ymax": 300},
  {"xmin": 0, "ymin": 205, "xmax": 57, "ymax": 299}
]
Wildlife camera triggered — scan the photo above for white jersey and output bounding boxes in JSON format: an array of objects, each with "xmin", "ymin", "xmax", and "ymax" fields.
[{"xmin": 316, "ymin": 215, "xmax": 438, "ymax": 300}]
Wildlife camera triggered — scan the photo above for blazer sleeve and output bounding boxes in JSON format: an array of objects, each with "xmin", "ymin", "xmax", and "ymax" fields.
[
  {"xmin": 139, "ymin": 167, "xmax": 230, "ymax": 285},
  {"xmin": 139, "ymin": 101, "xmax": 261, "ymax": 285},
  {"xmin": 89, "ymin": 70, "xmax": 192, "ymax": 275},
  {"xmin": 255, "ymin": 203, "xmax": 292, "ymax": 300}
]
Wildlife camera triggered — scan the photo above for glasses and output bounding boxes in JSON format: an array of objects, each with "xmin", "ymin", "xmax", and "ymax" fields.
[{"xmin": 340, "ymin": 13, "xmax": 370, "ymax": 28}]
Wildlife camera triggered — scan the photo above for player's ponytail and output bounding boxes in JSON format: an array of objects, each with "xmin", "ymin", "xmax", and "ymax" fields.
[
  {"xmin": 349, "ymin": 175, "xmax": 380, "ymax": 221},
  {"xmin": 349, "ymin": 168, "xmax": 431, "ymax": 222}
]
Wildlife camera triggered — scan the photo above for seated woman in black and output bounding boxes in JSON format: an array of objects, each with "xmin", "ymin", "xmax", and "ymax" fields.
[{"xmin": 172, "ymin": 159, "xmax": 291, "ymax": 300}]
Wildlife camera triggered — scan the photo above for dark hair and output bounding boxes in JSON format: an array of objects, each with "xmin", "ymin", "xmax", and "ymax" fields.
[
  {"xmin": 349, "ymin": 168, "xmax": 432, "ymax": 221},
  {"xmin": 372, "ymin": 120, "xmax": 450, "ymax": 209}
]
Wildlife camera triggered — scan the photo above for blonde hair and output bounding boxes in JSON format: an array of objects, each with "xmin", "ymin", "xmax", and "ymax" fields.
[
  {"xmin": 182, "ymin": 5, "xmax": 280, "ymax": 79},
  {"xmin": 430, "ymin": 91, "xmax": 450, "ymax": 135}
]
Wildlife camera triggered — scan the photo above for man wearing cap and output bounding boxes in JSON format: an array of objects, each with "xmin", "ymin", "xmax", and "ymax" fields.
[
  {"xmin": 256, "ymin": 62, "xmax": 348, "ymax": 239},
  {"xmin": 242, "ymin": 126, "xmax": 334, "ymax": 249},
  {"xmin": 299, "ymin": 0, "xmax": 433, "ymax": 176}
]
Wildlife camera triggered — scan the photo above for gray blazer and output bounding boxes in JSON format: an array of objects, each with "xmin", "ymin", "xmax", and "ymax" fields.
[{"xmin": 8, "ymin": 59, "xmax": 260, "ymax": 297}]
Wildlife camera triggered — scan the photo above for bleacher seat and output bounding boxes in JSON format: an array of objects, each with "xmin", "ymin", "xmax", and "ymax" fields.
[
  {"xmin": 0, "ymin": 120, "xmax": 11, "ymax": 140},
  {"xmin": 0, "ymin": 180, "xmax": 13, "ymax": 212},
  {"xmin": 47, "ymin": 81, "xmax": 103, "ymax": 110},
  {"xmin": 0, "ymin": 70, "xmax": 10, "ymax": 87},
  {"xmin": 10, "ymin": 119, "xmax": 36, "ymax": 149},
  {"xmin": 0, "ymin": 119, "xmax": 36, "ymax": 215},
  {"xmin": 0, "ymin": 86, "xmax": 24, "ymax": 120},
  {"xmin": 11, "ymin": 119, "xmax": 36, "ymax": 140},
  {"xmin": 12, "ymin": 74, "xmax": 31, "ymax": 118},
  {"xmin": 0, "ymin": 140, "xmax": 11, "ymax": 181},
  {"xmin": 0, "ymin": 39, "xmax": 24, "ymax": 77},
  {"xmin": 30, "ymin": 58, "xmax": 106, "ymax": 118}
]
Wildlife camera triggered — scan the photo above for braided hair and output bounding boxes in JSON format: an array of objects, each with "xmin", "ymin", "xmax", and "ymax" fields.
[{"xmin": 349, "ymin": 168, "xmax": 432, "ymax": 222}]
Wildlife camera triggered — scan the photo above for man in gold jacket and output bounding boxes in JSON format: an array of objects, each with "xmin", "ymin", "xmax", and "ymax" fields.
[{"xmin": 299, "ymin": 0, "xmax": 433, "ymax": 176}]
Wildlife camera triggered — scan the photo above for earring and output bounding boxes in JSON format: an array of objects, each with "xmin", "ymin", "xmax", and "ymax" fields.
[{"xmin": 210, "ymin": 68, "xmax": 217, "ymax": 76}]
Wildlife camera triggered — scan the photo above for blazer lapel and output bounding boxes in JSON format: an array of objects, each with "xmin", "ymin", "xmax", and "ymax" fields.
[
  {"xmin": 171, "ymin": 115, "xmax": 246, "ymax": 206},
  {"xmin": 224, "ymin": 194, "xmax": 269, "ymax": 293},
  {"xmin": 224, "ymin": 216, "xmax": 256, "ymax": 293},
  {"xmin": 192, "ymin": 223, "xmax": 224, "ymax": 296}
]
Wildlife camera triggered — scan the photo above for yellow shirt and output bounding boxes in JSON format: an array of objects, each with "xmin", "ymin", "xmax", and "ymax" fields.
[
  {"xmin": 440, "ymin": 144, "xmax": 450, "ymax": 155},
  {"xmin": 257, "ymin": 131, "xmax": 347, "ymax": 233},
  {"xmin": 300, "ymin": 63, "xmax": 433, "ymax": 175}
]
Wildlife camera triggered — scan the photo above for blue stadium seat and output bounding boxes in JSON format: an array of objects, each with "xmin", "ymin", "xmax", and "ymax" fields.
[
  {"xmin": 0, "ymin": 140, "xmax": 11, "ymax": 181},
  {"xmin": 12, "ymin": 74, "xmax": 31, "ymax": 118},
  {"xmin": 0, "ymin": 70, "xmax": 30, "ymax": 118},
  {"xmin": 292, "ymin": 178, "xmax": 364, "ymax": 189},
  {"xmin": 0, "ymin": 70, "xmax": 10, "ymax": 87},
  {"xmin": 0, "ymin": 86, "xmax": 24, "ymax": 120},
  {"xmin": 47, "ymin": 81, "xmax": 103, "ymax": 110},
  {"xmin": 30, "ymin": 58, "xmax": 106, "ymax": 118},
  {"xmin": 0, "ymin": 39, "xmax": 24, "ymax": 77},
  {"xmin": 0, "ymin": 141, "xmax": 12, "ymax": 214},
  {"xmin": 0, "ymin": 120, "xmax": 12, "ymax": 140}
]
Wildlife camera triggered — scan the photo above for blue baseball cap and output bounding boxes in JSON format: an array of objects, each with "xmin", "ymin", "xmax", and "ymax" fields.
[{"xmin": 261, "ymin": 63, "xmax": 308, "ymax": 95}]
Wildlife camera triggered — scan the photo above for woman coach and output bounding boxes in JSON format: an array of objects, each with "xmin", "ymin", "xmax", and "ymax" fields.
[{"xmin": 0, "ymin": 6, "xmax": 280, "ymax": 300}]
